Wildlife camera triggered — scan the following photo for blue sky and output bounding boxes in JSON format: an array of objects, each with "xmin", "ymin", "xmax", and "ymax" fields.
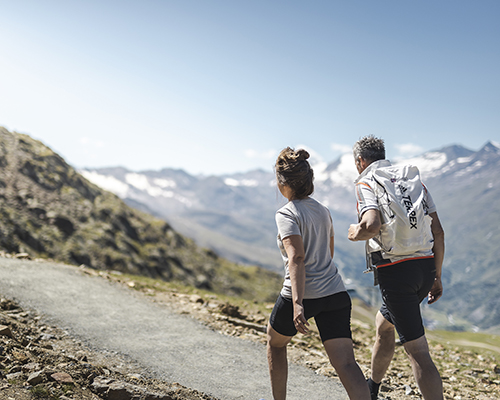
[{"xmin": 0, "ymin": 0, "xmax": 498, "ymax": 175}]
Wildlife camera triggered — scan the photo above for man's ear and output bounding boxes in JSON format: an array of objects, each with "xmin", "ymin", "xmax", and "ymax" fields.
[
  {"xmin": 356, "ymin": 156, "xmax": 370, "ymax": 173},
  {"xmin": 360, "ymin": 157, "xmax": 369, "ymax": 168}
]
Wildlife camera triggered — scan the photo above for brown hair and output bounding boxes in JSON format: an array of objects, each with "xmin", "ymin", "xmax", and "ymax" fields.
[{"xmin": 275, "ymin": 147, "xmax": 314, "ymax": 199}]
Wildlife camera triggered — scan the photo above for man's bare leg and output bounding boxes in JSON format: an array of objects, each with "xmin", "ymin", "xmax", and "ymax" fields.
[
  {"xmin": 371, "ymin": 311, "xmax": 396, "ymax": 383},
  {"xmin": 403, "ymin": 335, "xmax": 443, "ymax": 400},
  {"xmin": 323, "ymin": 338, "xmax": 371, "ymax": 399}
]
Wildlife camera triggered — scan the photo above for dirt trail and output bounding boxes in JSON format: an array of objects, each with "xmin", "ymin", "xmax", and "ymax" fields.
[{"xmin": 0, "ymin": 258, "xmax": 347, "ymax": 400}]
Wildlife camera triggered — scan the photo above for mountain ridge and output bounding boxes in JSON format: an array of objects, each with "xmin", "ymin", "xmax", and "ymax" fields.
[{"xmin": 81, "ymin": 141, "xmax": 500, "ymax": 332}]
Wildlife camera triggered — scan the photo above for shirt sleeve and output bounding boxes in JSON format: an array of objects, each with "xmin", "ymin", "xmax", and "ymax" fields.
[
  {"xmin": 275, "ymin": 208, "xmax": 301, "ymax": 240},
  {"xmin": 355, "ymin": 181, "xmax": 379, "ymax": 218}
]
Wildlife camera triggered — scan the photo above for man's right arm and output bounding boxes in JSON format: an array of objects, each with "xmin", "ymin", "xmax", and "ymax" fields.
[
  {"xmin": 349, "ymin": 181, "xmax": 381, "ymax": 241},
  {"xmin": 348, "ymin": 209, "xmax": 381, "ymax": 241}
]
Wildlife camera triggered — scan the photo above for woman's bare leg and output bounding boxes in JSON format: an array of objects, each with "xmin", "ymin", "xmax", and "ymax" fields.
[{"xmin": 267, "ymin": 324, "xmax": 293, "ymax": 400}]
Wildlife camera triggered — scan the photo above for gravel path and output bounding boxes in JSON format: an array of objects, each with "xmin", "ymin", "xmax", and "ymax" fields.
[{"xmin": 0, "ymin": 258, "xmax": 347, "ymax": 400}]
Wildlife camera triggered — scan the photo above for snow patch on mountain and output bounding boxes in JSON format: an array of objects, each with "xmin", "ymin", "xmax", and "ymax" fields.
[
  {"xmin": 125, "ymin": 173, "xmax": 151, "ymax": 191},
  {"xmin": 224, "ymin": 178, "xmax": 259, "ymax": 187},
  {"xmin": 122, "ymin": 173, "xmax": 177, "ymax": 198},
  {"xmin": 81, "ymin": 170, "xmax": 130, "ymax": 198},
  {"xmin": 310, "ymin": 161, "xmax": 330, "ymax": 182},
  {"xmin": 82, "ymin": 170, "xmax": 188, "ymax": 203},
  {"xmin": 153, "ymin": 178, "xmax": 177, "ymax": 188},
  {"xmin": 325, "ymin": 154, "xmax": 358, "ymax": 188},
  {"xmin": 395, "ymin": 152, "xmax": 447, "ymax": 178},
  {"xmin": 455, "ymin": 160, "xmax": 485, "ymax": 177},
  {"xmin": 457, "ymin": 156, "xmax": 473, "ymax": 164}
]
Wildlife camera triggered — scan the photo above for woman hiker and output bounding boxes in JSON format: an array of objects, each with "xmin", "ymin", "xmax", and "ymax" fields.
[{"xmin": 266, "ymin": 147, "xmax": 370, "ymax": 400}]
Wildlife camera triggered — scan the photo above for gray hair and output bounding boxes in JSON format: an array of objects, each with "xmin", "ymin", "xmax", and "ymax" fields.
[{"xmin": 353, "ymin": 135, "xmax": 385, "ymax": 162}]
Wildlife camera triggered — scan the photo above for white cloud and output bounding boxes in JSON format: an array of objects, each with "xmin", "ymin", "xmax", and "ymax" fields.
[
  {"xmin": 330, "ymin": 143, "xmax": 352, "ymax": 154},
  {"xmin": 394, "ymin": 143, "xmax": 425, "ymax": 157}
]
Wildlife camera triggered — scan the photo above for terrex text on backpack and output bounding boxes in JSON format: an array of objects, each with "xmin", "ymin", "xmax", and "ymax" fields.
[{"xmin": 367, "ymin": 164, "xmax": 434, "ymax": 260}]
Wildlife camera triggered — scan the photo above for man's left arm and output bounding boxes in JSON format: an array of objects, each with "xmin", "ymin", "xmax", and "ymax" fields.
[{"xmin": 428, "ymin": 211, "xmax": 445, "ymax": 304}]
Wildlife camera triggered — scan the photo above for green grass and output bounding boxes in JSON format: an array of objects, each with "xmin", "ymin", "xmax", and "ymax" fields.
[
  {"xmin": 351, "ymin": 297, "xmax": 377, "ymax": 326},
  {"xmin": 428, "ymin": 330, "xmax": 500, "ymax": 354},
  {"xmin": 29, "ymin": 385, "xmax": 51, "ymax": 398},
  {"xmin": 108, "ymin": 267, "xmax": 280, "ymax": 316}
]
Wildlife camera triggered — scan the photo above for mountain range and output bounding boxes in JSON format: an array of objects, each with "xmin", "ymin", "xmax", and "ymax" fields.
[{"xmin": 81, "ymin": 141, "xmax": 500, "ymax": 333}]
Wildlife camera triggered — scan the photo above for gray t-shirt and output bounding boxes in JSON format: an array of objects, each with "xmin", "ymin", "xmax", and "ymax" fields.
[{"xmin": 275, "ymin": 197, "xmax": 346, "ymax": 299}]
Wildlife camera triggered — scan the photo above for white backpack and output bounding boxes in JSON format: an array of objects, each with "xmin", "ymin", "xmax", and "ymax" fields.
[{"xmin": 367, "ymin": 164, "xmax": 434, "ymax": 258}]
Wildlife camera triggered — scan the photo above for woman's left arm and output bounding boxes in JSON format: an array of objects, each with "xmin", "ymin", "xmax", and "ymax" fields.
[{"xmin": 282, "ymin": 235, "xmax": 309, "ymax": 334}]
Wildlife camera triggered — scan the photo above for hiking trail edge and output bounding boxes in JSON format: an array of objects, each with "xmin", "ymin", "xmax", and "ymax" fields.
[{"xmin": 0, "ymin": 258, "xmax": 347, "ymax": 400}]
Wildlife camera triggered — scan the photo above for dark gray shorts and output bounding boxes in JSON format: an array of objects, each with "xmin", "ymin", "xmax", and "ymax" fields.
[
  {"xmin": 377, "ymin": 257, "xmax": 436, "ymax": 344},
  {"xmin": 269, "ymin": 291, "xmax": 352, "ymax": 342}
]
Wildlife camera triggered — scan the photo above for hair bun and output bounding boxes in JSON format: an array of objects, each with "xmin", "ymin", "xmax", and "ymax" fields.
[
  {"xmin": 276, "ymin": 147, "xmax": 310, "ymax": 166},
  {"xmin": 295, "ymin": 149, "xmax": 310, "ymax": 161}
]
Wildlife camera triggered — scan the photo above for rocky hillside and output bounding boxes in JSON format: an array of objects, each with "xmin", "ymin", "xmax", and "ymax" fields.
[
  {"xmin": 0, "ymin": 295, "xmax": 215, "ymax": 400},
  {"xmin": 0, "ymin": 127, "xmax": 281, "ymax": 300}
]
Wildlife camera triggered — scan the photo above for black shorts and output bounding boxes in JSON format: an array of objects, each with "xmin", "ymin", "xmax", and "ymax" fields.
[
  {"xmin": 269, "ymin": 291, "xmax": 352, "ymax": 342},
  {"xmin": 377, "ymin": 257, "xmax": 436, "ymax": 344}
]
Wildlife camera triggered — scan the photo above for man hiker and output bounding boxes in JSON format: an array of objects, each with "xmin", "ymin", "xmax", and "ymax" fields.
[{"xmin": 348, "ymin": 135, "xmax": 445, "ymax": 400}]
